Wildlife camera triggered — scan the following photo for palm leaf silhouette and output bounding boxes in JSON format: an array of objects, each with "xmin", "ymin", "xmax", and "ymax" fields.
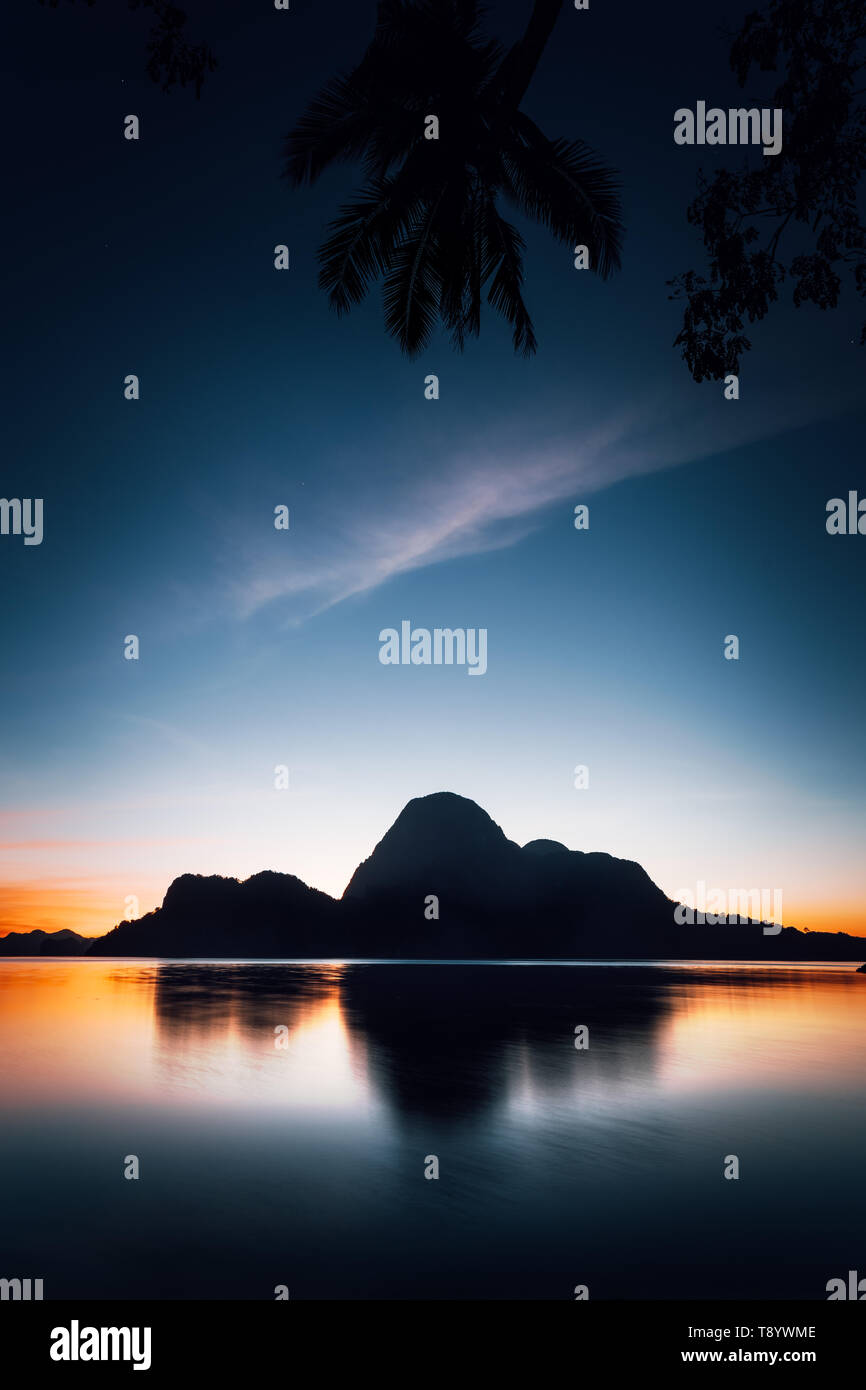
[{"xmin": 285, "ymin": 0, "xmax": 622, "ymax": 355}]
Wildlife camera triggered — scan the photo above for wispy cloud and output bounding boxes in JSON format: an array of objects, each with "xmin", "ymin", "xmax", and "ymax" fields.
[
  {"xmin": 0, "ymin": 838, "xmax": 212, "ymax": 852},
  {"xmin": 227, "ymin": 416, "xmax": 652, "ymax": 622},
  {"xmin": 115, "ymin": 715, "xmax": 214, "ymax": 761},
  {"xmin": 223, "ymin": 379, "xmax": 860, "ymax": 625}
]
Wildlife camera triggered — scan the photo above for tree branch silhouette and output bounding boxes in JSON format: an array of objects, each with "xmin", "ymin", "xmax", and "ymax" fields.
[
  {"xmin": 38, "ymin": 0, "xmax": 216, "ymax": 97},
  {"xmin": 668, "ymin": 0, "xmax": 866, "ymax": 382}
]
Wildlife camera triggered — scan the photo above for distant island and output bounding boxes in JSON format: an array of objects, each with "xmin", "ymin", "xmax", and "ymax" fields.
[
  {"xmin": 0, "ymin": 792, "xmax": 845, "ymax": 962},
  {"xmin": 0, "ymin": 927, "xmax": 90, "ymax": 956}
]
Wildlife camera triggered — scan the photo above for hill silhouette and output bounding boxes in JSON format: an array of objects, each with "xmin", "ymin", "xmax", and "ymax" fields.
[
  {"xmin": 0, "ymin": 928, "xmax": 90, "ymax": 956},
  {"xmin": 89, "ymin": 871, "xmax": 343, "ymax": 959},
  {"xmin": 86, "ymin": 792, "xmax": 863, "ymax": 960}
]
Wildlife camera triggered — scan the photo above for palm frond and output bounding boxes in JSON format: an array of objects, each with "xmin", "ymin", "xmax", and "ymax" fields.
[
  {"xmin": 436, "ymin": 176, "xmax": 483, "ymax": 349},
  {"xmin": 318, "ymin": 172, "xmax": 426, "ymax": 313},
  {"xmin": 285, "ymin": 0, "xmax": 621, "ymax": 355},
  {"xmin": 484, "ymin": 204, "xmax": 537, "ymax": 356},
  {"xmin": 502, "ymin": 116, "xmax": 623, "ymax": 277},
  {"xmin": 382, "ymin": 193, "xmax": 448, "ymax": 355}
]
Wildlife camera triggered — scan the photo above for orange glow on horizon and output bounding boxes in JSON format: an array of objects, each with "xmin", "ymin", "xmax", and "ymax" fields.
[
  {"xmin": 0, "ymin": 881, "xmax": 163, "ymax": 939},
  {"xmin": 0, "ymin": 878, "xmax": 863, "ymax": 941}
]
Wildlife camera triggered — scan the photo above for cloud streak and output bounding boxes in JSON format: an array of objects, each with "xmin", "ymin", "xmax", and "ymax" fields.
[
  {"xmin": 224, "ymin": 379, "xmax": 860, "ymax": 625},
  {"xmin": 227, "ymin": 416, "xmax": 654, "ymax": 622}
]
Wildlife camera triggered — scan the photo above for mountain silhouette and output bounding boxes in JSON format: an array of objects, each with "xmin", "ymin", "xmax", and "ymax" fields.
[
  {"xmin": 89, "ymin": 870, "xmax": 343, "ymax": 959},
  {"xmin": 86, "ymin": 792, "xmax": 864, "ymax": 960},
  {"xmin": 343, "ymin": 792, "xmax": 674, "ymax": 956},
  {"xmin": 0, "ymin": 927, "xmax": 89, "ymax": 955}
]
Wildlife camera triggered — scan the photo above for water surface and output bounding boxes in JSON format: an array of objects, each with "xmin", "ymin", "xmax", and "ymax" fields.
[{"xmin": 1, "ymin": 959, "xmax": 863, "ymax": 1299}]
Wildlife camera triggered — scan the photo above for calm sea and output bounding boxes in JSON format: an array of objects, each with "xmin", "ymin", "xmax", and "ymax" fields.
[{"xmin": 1, "ymin": 959, "xmax": 863, "ymax": 1299}]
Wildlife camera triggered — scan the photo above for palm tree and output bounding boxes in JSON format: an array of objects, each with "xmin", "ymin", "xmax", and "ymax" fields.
[{"xmin": 284, "ymin": 0, "xmax": 623, "ymax": 357}]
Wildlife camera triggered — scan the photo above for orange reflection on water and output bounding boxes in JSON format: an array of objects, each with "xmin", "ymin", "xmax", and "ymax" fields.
[
  {"xmin": 0, "ymin": 960, "xmax": 372, "ymax": 1115},
  {"xmin": 656, "ymin": 964, "xmax": 866, "ymax": 1094},
  {"xmin": 2, "ymin": 960, "xmax": 864, "ymax": 1125},
  {"xmin": 150, "ymin": 965, "xmax": 369, "ymax": 1110},
  {"xmin": 0, "ymin": 959, "xmax": 159, "ymax": 1107}
]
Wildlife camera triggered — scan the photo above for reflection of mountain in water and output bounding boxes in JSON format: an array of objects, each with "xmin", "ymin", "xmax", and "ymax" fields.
[
  {"xmin": 151, "ymin": 963, "xmax": 672, "ymax": 1124},
  {"xmin": 153, "ymin": 962, "xmax": 338, "ymax": 1040},
  {"xmin": 342, "ymin": 965, "xmax": 673, "ymax": 1124}
]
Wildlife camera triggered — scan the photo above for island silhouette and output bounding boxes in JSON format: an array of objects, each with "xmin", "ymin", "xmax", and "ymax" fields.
[
  {"xmin": 58, "ymin": 792, "xmax": 860, "ymax": 961},
  {"xmin": 0, "ymin": 927, "xmax": 90, "ymax": 956}
]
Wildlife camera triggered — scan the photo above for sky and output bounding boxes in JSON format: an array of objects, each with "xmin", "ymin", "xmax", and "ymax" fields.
[{"xmin": 1, "ymin": 0, "xmax": 864, "ymax": 939}]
